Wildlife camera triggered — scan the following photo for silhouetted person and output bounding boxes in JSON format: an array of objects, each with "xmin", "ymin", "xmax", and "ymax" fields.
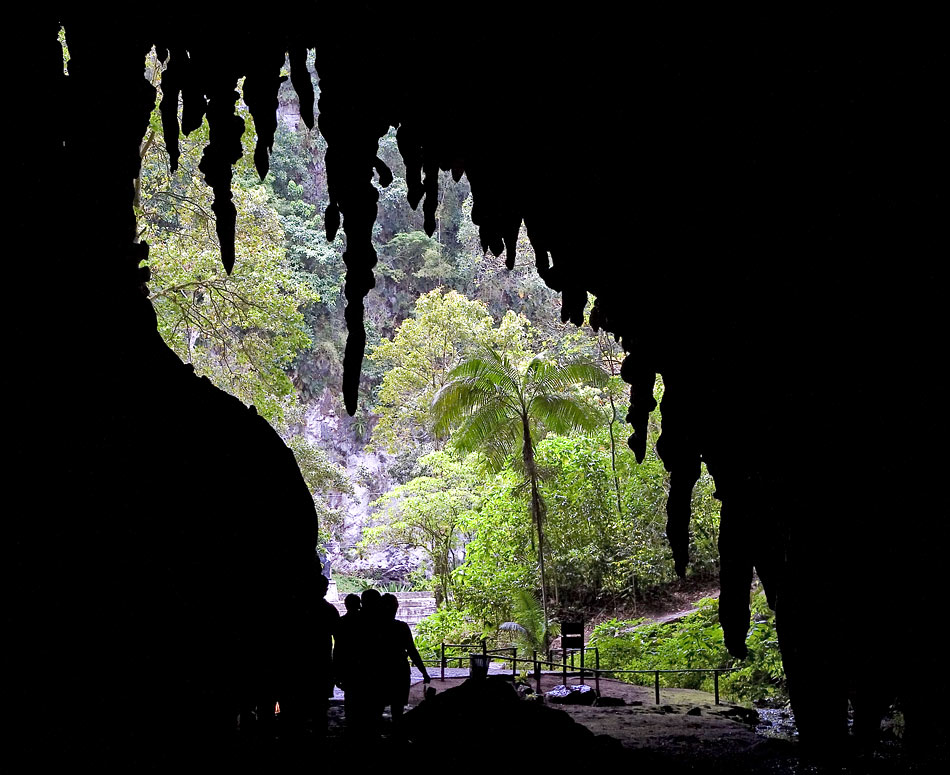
[
  {"xmin": 333, "ymin": 593, "xmax": 362, "ymax": 717},
  {"xmin": 311, "ymin": 573, "xmax": 340, "ymax": 737},
  {"xmin": 340, "ymin": 588, "xmax": 384, "ymax": 736},
  {"xmin": 380, "ymin": 592, "xmax": 430, "ymax": 722}
]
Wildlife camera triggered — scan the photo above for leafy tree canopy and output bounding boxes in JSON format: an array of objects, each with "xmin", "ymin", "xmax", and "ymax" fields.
[
  {"xmin": 363, "ymin": 450, "xmax": 480, "ymax": 605},
  {"xmin": 369, "ymin": 289, "xmax": 532, "ymax": 451}
]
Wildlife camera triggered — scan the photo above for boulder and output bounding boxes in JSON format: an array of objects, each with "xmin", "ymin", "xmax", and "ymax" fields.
[{"xmin": 546, "ymin": 684, "xmax": 598, "ymax": 706}]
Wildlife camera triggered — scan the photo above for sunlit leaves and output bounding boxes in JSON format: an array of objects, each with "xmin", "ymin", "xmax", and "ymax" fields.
[
  {"xmin": 589, "ymin": 594, "xmax": 784, "ymax": 702},
  {"xmin": 140, "ymin": 92, "xmax": 318, "ymax": 423},
  {"xmin": 369, "ymin": 289, "xmax": 532, "ymax": 451}
]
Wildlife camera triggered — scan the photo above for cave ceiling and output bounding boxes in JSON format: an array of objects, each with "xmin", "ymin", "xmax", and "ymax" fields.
[{"xmin": 14, "ymin": 6, "xmax": 946, "ymax": 657}]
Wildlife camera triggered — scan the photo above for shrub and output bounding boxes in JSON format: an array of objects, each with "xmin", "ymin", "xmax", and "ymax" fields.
[
  {"xmin": 413, "ymin": 608, "xmax": 481, "ymax": 663},
  {"xmin": 588, "ymin": 593, "xmax": 785, "ymax": 703}
]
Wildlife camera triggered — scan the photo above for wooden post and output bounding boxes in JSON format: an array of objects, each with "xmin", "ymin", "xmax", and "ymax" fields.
[
  {"xmin": 580, "ymin": 646, "xmax": 585, "ymax": 686},
  {"xmin": 562, "ymin": 650, "xmax": 567, "ymax": 686},
  {"xmin": 714, "ymin": 670, "xmax": 720, "ymax": 706},
  {"xmin": 534, "ymin": 650, "xmax": 541, "ymax": 695},
  {"xmin": 440, "ymin": 643, "xmax": 445, "ymax": 681},
  {"xmin": 654, "ymin": 671, "xmax": 660, "ymax": 705},
  {"xmin": 511, "ymin": 648, "xmax": 517, "ymax": 679}
]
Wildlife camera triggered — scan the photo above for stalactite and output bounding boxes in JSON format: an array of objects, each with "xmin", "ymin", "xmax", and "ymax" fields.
[
  {"xmin": 397, "ymin": 123, "xmax": 425, "ymax": 210},
  {"xmin": 716, "ymin": 495, "xmax": 755, "ymax": 658},
  {"xmin": 243, "ymin": 46, "xmax": 287, "ymax": 180},
  {"xmin": 620, "ymin": 353, "xmax": 657, "ymax": 464},
  {"xmin": 421, "ymin": 154, "xmax": 439, "ymax": 237},
  {"xmin": 314, "ymin": 37, "xmax": 391, "ymax": 416},
  {"xmin": 288, "ymin": 44, "xmax": 315, "ymax": 130},
  {"xmin": 198, "ymin": 87, "xmax": 244, "ymax": 274},
  {"xmin": 157, "ymin": 47, "xmax": 184, "ymax": 173},
  {"xmin": 655, "ymin": 376, "xmax": 702, "ymax": 578}
]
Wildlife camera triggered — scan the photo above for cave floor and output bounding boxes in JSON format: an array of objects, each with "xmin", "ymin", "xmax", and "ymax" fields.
[{"xmin": 297, "ymin": 676, "xmax": 942, "ymax": 773}]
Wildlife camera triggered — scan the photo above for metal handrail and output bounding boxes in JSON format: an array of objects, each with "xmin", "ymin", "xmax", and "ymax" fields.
[{"xmin": 434, "ymin": 641, "xmax": 739, "ymax": 705}]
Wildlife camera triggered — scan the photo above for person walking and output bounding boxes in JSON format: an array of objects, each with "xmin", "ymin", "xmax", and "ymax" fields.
[{"xmin": 379, "ymin": 593, "xmax": 430, "ymax": 722}]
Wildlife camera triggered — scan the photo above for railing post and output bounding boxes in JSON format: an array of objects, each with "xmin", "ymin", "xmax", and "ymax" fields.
[
  {"xmin": 654, "ymin": 671, "xmax": 660, "ymax": 705},
  {"xmin": 562, "ymin": 650, "xmax": 567, "ymax": 686},
  {"xmin": 534, "ymin": 650, "xmax": 540, "ymax": 695},
  {"xmin": 440, "ymin": 643, "xmax": 445, "ymax": 681},
  {"xmin": 580, "ymin": 646, "xmax": 585, "ymax": 686},
  {"xmin": 511, "ymin": 648, "xmax": 517, "ymax": 679},
  {"xmin": 594, "ymin": 648, "xmax": 600, "ymax": 695},
  {"xmin": 714, "ymin": 670, "xmax": 720, "ymax": 706},
  {"xmin": 482, "ymin": 638, "xmax": 487, "ymax": 657}
]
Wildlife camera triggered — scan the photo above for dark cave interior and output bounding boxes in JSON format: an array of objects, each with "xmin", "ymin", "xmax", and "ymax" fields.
[{"xmin": 8, "ymin": 6, "xmax": 947, "ymax": 770}]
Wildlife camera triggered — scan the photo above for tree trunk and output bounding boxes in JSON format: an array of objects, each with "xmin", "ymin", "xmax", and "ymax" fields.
[
  {"xmin": 434, "ymin": 551, "xmax": 448, "ymax": 608},
  {"xmin": 607, "ymin": 389, "xmax": 624, "ymax": 519},
  {"xmin": 522, "ymin": 414, "xmax": 549, "ymax": 652}
]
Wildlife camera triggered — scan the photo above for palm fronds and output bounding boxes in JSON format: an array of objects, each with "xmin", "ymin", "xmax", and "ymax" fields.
[{"xmin": 499, "ymin": 588, "xmax": 561, "ymax": 655}]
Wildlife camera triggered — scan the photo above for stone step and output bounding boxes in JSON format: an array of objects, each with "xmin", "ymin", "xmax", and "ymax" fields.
[
  {"xmin": 330, "ymin": 593, "xmax": 436, "ymax": 623},
  {"xmin": 401, "ymin": 610, "xmax": 436, "ymax": 622},
  {"xmin": 330, "ymin": 604, "xmax": 436, "ymax": 616}
]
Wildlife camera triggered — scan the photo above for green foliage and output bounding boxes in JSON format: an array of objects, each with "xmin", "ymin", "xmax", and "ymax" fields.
[
  {"xmin": 369, "ymin": 289, "xmax": 532, "ymax": 451},
  {"xmin": 375, "ymin": 321, "xmax": 721, "ymax": 650},
  {"xmin": 140, "ymin": 54, "xmax": 352, "ymax": 535},
  {"xmin": 140, "ymin": 62, "xmax": 318, "ymax": 423},
  {"xmin": 432, "ymin": 349, "xmax": 608, "ymax": 473},
  {"xmin": 131, "ymin": 54, "xmax": 737, "ymax": 690},
  {"xmin": 413, "ymin": 607, "xmax": 482, "ymax": 662},
  {"xmin": 450, "ymin": 473, "xmax": 537, "ymax": 625},
  {"xmin": 589, "ymin": 594, "xmax": 785, "ymax": 703},
  {"xmin": 375, "ymin": 581, "xmax": 414, "ymax": 594},
  {"xmin": 362, "ymin": 451, "xmax": 481, "ymax": 605},
  {"xmin": 431, "ymin": 345, "xmax": 608, "ymax": 645},
  {"xmin": 456, "ymin": 195, "xmax": 562, "ymax": 324},
  {"xmin": 498, "ymin": 589, "xmax": 561, "ymax": 656},
  {"xmin": 333, "ymin": 574, "xmax": 375, "ymax": 595},
  {"xmin": 58, "ymin": 27, "xmax": 69, "ymax": 73}
]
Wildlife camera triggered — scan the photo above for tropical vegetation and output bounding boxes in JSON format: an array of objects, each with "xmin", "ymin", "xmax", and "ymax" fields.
[{"xmin": 133, "ymin": 47, "xmax": 782, "ymax": 704}]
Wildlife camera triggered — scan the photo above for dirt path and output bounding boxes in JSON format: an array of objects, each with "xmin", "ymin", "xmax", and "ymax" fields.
[
  {"xmin": 576, "ymin": 578, "xmax": 722, "ymax": 642},
  {"xmin": 401, "ymin": 675, "xmax": 797, "ymax": 772},
  {"xmin": 645, "ymin": 590, "xmax": 720, "ymax": 625}
]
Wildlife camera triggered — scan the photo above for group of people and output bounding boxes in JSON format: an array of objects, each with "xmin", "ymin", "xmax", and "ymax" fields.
[
  {"xmin": 239, "ymin": 574, "xmax": 429, "ymax": 742},
  {"xmin": 313, "ymin": 582, "xmax": 431, "ymax": 737}
]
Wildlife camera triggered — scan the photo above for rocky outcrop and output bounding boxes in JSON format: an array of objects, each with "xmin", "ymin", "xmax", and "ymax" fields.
[{"xmin": 301, "ymin": 388, "xmax": 423, "ymax": 576}]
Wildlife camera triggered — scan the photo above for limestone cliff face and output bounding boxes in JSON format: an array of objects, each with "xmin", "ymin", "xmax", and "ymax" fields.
[{"xmin": 302, "ymin": 388, "xmax": 422, "ymax": 580}]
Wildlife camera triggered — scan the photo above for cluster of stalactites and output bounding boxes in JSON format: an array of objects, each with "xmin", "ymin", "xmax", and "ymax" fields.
[
  {"xmin": 55, "ymin": 14, "xmax": 760, "ymax": 656},
  {"xmin": 153, "ymin": 36, "xmax": 315, "ymax": 275},
  {"xmin": 144, "ymin": 26, "xmax": 597, "ymax": 418},
  {"xmin": 140, "ymin": 27, "xmax": 723, "ymax": 631},
  {"xmin": 156, "ymin": 38, "xmax": 700, "ymax": 577},
  {"xmin": 146, "ymin": 29, "xmax": 387, "ymax": 417}
]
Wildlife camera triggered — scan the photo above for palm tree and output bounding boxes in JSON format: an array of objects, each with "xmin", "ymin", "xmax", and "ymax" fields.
[
  {"xmin": 431, "ymin": 348, "xmax": 607, "ymax": 646},
  {"xmin": 499, "ymin": 588, "xmax": 562, "ymax": 659}
]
